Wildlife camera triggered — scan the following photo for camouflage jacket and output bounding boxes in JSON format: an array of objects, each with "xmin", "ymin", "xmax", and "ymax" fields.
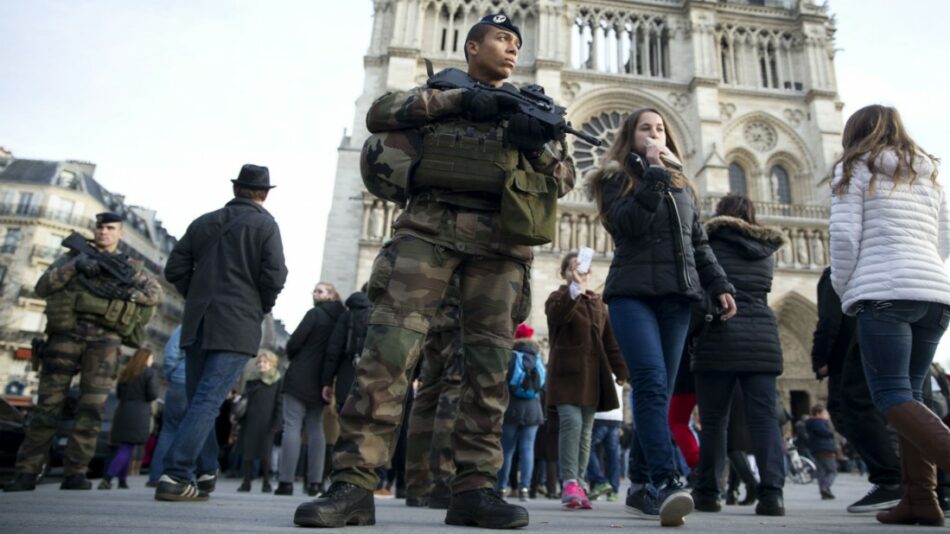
[
  {"xmin": 366, "ymin": 86, "xmax": 576, "ymax": 262},
  {"xmin": 36, "ymin": 251, "xmax": 163, "ymax": 306}
]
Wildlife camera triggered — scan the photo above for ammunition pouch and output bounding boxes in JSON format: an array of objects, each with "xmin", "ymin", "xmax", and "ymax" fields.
[
  {"xmin": 412, "ymin": 121, "xmax": 517, "ymax": 197},
  {"xmin": 499, "ymin": 154, "xmax": 558, "ymax": 246},
  {"xmin": 44, "ymin": 280, "xmax": 154, "ymax": 347}
]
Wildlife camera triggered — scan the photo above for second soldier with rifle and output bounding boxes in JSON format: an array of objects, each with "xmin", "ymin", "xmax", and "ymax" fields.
[
  {"xmin": 5, "ymin": 212, "xmax": 161, "ymax": 492},
  {"xmin": 294, "ymin": 13, "xmax": 575, "ymax": 529}
]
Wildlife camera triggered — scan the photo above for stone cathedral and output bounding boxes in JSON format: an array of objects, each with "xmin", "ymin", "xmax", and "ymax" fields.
[{"xmin": 320, "ymin": 0, "xmax": 844, "ymax": 418}]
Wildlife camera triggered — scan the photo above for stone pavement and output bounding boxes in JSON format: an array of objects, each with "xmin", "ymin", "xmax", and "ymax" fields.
[{"xmin": 0, "ymin": 473, "xmax": 945, "ymax": 533}]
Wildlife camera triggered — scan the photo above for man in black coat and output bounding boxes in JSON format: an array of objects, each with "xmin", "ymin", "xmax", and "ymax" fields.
[
  {"xmin": 811, "ymin": 267, "xmax": 901, "ymax": 512},
  {"xmin": 156, "ymin": 164, "xmax": 288, "ymax": 502}
]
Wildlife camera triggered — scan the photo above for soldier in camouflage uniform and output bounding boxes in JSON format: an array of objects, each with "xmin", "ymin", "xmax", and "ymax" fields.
[
  {"xmin": 404, "ymin": 272, "xmax": 463, "ymax": 508},
  {"xmin": 5, "ymin": 212, "xmax": 162, "ymax": 492},
  {"xmin": 294, "ymin": 14, "xmax": 574, "ymax": 530}
]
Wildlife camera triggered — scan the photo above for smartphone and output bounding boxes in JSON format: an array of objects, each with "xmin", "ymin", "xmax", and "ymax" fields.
[{"xmin": 577, "ymin": 247, "xmax": 594, "ymax": 274}]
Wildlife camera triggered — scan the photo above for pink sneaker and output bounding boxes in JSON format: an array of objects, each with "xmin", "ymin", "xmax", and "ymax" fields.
[
  {"xmin": 561, "ymin": 481, "xmax": 582, "ymax": 509},
  {"xmin": 578, "ymin": 485, "xmax": 593, "ymax": 510}
]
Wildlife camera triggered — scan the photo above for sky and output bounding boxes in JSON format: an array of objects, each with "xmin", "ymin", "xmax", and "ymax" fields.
[{"xmin": 1, "ymin": 0, "xmax": 948, "ymax": 364}]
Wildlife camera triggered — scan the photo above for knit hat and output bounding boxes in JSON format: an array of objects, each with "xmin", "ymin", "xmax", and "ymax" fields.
[{"xmin": 515, "ymin": 323, "xmax": 534, "ymax": 339}]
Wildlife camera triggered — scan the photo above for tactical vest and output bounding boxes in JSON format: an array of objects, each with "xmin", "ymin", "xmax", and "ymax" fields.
[
  {"xmin": 44, "ymin": 260, "xmax": 155, "ymax": 347},
  {"xmin": 411, "ymin": 120, "xmax": 518, "ymax": 199}
]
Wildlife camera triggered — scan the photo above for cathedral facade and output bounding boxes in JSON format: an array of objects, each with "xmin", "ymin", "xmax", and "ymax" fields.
[{"xmin": 320, "ymin": 0, "xmax": 843, "ymax": 418}]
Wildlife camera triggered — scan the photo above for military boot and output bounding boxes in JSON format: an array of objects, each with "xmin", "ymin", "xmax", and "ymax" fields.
[
  {"xmin": 445, "ymin": 488, "xmax": 529, "ymax": 529},
  {"xmin": 3, "ymin": 472, "xmax": 38, "ymax": 492},
  {"xmin": 293, "ymin": 481, "xmax": 375, "ymax": 528},
  {"xmin": 60, "ymin": 474, "xmax": 92, "ymax": 490}
]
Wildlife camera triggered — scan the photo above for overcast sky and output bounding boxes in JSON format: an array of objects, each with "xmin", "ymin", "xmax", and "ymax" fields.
[{"xmin": 1, "ymin": 0, "xmax": 948, "ymax": 364}]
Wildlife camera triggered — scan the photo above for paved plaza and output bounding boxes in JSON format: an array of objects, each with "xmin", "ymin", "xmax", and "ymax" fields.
[{"xmin": 1, "ymin": 473, "xmax": 944, "ymax": 533}]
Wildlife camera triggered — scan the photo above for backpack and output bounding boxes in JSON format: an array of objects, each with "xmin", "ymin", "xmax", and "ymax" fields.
[
  {"xmin": 507, "ymin": 350, "xmax": 546, "ymax": 399},
  {"xmin": 343, "ymin": 306, "xmax": 371, "ymax": 364}
]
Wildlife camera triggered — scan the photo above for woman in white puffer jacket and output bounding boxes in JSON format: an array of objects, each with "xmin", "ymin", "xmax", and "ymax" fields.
[{"xmin": 829, "ymin": 104, "xmax": 950, "ymax": 527}]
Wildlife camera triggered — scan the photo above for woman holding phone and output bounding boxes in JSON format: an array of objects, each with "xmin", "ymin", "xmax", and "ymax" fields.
[
  {"xmin": 585, "ymin": 109, "xmax": 736, "ymax": 527},
  {"xmin": 545, "ymin": 251, "xmax": 629, "ymax": 511}
]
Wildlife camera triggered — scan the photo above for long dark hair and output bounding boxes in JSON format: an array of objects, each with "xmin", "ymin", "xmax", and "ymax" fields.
[
  {"xmin": 832, "ymin": 104, "xmax": 938, "ymax": 195},
  {"xmin": 118, "ymin": 348, "xmax": 151, "ymax": 384},
  {"xmin": 715, "ymin": 193, "xmax": 757, "ymax": 225},
  {"xmin": 588, "ymin": 108, "xmax": 695, "ymax": 228}
]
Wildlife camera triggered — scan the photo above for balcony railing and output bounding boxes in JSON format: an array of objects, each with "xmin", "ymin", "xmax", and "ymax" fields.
[
  {"xmin": 700, "ymin": 195, "xmax": 829, "ymax": 222},
  {"xmin": 18, "ymin": 285, "xmax": 41, "ymax": 301},
  {"xmin": 31, "ymin": 245, "xmax": 63, "ymax": 263},
  {"xmin": 0, "ymin": 203, "xmax": 94, "ymax": 230}
]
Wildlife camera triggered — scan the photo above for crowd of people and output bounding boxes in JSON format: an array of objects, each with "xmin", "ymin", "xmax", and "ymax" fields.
[{"xmin": 5, "ymin": 11, "xmax": 950, "ymax": 533}]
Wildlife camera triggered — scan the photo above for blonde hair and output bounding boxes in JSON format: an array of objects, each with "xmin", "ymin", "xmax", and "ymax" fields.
[
  {"xmin": 315, "ymin": 281, "xmax": 342, "ymax": 302},
  {"xmin": 256, "ymin": 349, "xmax": 279, "ymax": 367},
  {"xmin": 588, "ymin": 108, "xmax": 697, "ymax": 230},
  {"xmin": 833, "ymin": 104, "xmax": 938, "ymax": 195}
]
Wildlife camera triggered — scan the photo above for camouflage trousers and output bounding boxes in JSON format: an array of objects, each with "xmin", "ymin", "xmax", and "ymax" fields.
[
  {"xmin": 16, "ymin": 323, "xmax": 121, "ymax": 476},
  {"xmin": 404, "ymin": 300, "xmax": 463, "ymax": 498},
  {"xmin": 333, "ymin": 235, "xmax": 530, "ymax": 493}
]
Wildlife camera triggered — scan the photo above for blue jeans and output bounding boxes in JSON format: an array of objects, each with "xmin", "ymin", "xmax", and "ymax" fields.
[
  {"xmin": 497, "ymin": 423, "xmax": 539, "ymax": 491},
  {"xmin": 857, "ymin": 300, "xmax": 950, "ymax": 414},
  {"xmin": 148, "ymin": 382, "xmax": 188, "ymax": 483},
  {"xmin": 586, "ymin": 420, "xmax": 621, "ymax": 492},
  {"xmin": 162, "ymin": 345, "xmax": 247, "ymax": 481},
  {"xmin": 609, "ymin": 297, "xmax": 691, "ymax": 486}
]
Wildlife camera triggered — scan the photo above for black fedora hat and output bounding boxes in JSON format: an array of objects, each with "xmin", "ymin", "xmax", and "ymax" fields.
[{"xmin": 231, "ymin": 164, "xmax": 275, "ymax": 190}]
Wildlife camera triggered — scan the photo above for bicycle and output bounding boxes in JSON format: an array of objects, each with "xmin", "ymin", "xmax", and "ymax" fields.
[{"xmin": 785, "ymin": 438, "xmax": 817, "ymax": 484}]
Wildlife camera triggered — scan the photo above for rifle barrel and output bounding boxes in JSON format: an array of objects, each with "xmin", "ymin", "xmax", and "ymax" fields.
[{"xmin": 566, "ymin": 126, "xmax": 602, "ymax": 147}]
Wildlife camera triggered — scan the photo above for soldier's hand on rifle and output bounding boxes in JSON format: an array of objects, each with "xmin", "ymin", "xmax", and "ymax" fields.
[
  {"xmin": 76, "ymin": 257, "xmax": 100, "ymax": 277},
  {"xmin": 461, "ymin": 89, "xmax": 514, "ymax": 122},
  {"xmin": 505, "ymin": 113, "xmax": 549, "ymax": 151}
]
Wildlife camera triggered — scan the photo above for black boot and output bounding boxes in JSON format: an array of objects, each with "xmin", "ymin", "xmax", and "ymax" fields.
[
  {"xmin": 428, "ymin": 481, "xmax": 452, "ymax": 510},
  {"xmin": 445, "ymin": 488, "xmax": 529, "ymax": 529},
  {"xmin": 294, "ymin": 481, "xmax": 375, "ymax": 528},
  {"xmin": 755, "ymin": 494, "xmax": 785, "ymax": 516},
  {"xmin": 274, "ymin": 482, "xmax": 293, "ymax": 496},
  {"xmin": 60, "ymin": 474, "xmax": 92, "ymax": 490},
  {"xmin": 739, "ymin": 482, "xmax": 757, "ymax": 506},
  {"xmin": 305, "ymin": 483, "xmax": 321, "ymax": 497},
  {"xmin": 406, "ymin": 495, "xmax": 429, "ymax": 507},
  {"xmin": 3, "ymin": 472, "xmax": 38, "ymax": 492}
]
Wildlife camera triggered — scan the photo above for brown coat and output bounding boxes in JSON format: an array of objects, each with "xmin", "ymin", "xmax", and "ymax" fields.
[{"xmin": 545, "ymin": 285, "xmax": 629, "ymax": 410}]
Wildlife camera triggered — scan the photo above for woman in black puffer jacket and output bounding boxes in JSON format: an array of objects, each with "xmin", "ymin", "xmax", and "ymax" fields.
[
  {"xmin": 690, "ymin": 194, "xmax": 787, "ymax": 514},
  {"xmin": 586, "ymin": 108, "xmax": 736, "ymax": 526}
]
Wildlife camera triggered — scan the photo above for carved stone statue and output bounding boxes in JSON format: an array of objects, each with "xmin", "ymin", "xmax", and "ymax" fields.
[{"xmin": 559, "ymin": 215, "xmax": 573, "ymax": 251}]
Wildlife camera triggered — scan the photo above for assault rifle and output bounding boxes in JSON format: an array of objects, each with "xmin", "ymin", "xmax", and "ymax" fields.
[
  {"xmin": 62, "ymin": 232, "xmax": 136, "ymax": 300},
  {"xmin": 424, "ymin": 63, "xmax": 602, "ymax": 147}
]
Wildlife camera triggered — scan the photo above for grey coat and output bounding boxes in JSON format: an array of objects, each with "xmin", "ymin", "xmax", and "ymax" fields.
[
  {"xmin": 110, "ymin": 367, "xmax": 159, "ymax": 445},
  {"xmin": 165, "ymin": 198, "xmax": 288, "ymax": 356}
]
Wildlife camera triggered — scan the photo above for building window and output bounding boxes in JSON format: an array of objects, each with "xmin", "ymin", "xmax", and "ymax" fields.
[
  {"xmin": 728, "ymin": 163, "xmax": 747, "ymax": 195},
  {"xmin": 16, "ymin": 192, "xmax": 33, "ymax": 215},
  {"xmin": 2, "ymin": 228, "xmax": 21, "ymax": 254},
  {"xmin": 771, "ymin": 165, "xmax": 792, "ymax": 204},
  {"xmin": 573, "ymin": 14, "xmax": 670, "ymax": 78}
]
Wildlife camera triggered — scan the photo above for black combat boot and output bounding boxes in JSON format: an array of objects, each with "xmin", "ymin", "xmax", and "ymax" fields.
[
  {"xmin": 274, "ymin": 482, "xmax": 293, "ymax": 496},
  {"xmin": 445, "ymin": 488, "xmax": 529, "ymax": 529},
  {"xmin": 293, "ymin": 481, "xmax": 375, "ymax": 528},
  {"xmin": 406, "ymin": 495, "xmax": 429, "ymax": 507},
  {"xmin": 3, "ymin": 472, "xmax": 38, "ymax": 492},
  {"xmin": 428, "ymin": 481, "xmax": 452, "ymax": 509},
  {"xmin": 60, "ymin": 474, "xmax": 92, "ymax": 490}
]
